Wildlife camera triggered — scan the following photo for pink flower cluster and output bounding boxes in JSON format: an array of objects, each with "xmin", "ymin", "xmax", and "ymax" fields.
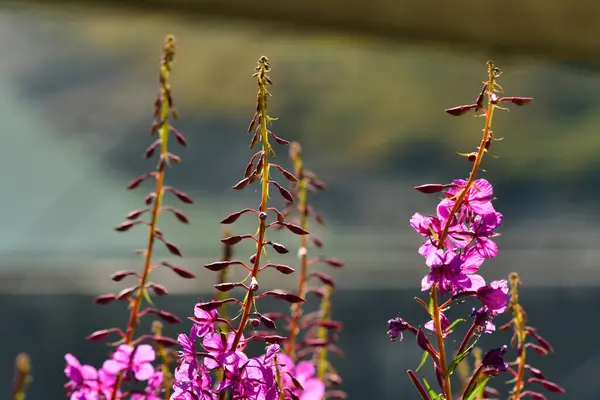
[
  {"xmin": 410, "ymin": 178, "xmax": 509, "ymax": 318},
  {"xmin": 64, "ymin": 344, "xmax": 161, "ymax": 400},
  {"xmin": 171, "ymin": 304, "xmax": 325, "ymax": 400}
]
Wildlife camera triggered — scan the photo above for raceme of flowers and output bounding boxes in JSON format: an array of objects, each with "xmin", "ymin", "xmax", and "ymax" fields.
[{"xmin": 47, "ymin": 38, "xmax": 564, "ymax": 400}]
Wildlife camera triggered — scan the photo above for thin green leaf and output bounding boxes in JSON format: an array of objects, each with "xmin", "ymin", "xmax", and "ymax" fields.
[
  {"xmin": 464, "ymin": 375, "xmax": 491, "ymax": 400},
  {"xmin": 445, "ymin": 341, "xmax": 477, "ymax": 378},
  {"xmin": 416, "ymin": 350, "xmax": 429, "ymax": 372},
  {"xmin": 422, "ymin": 378, "xmax": 442, "ymax": 400},
  {"xmin": 446, "ymin": 318, "xmax": 466, "ymax": 333},
  {"xmin": 428, "ymin": 295, "xmax": 434, "ymax": 316},
  {"xmin": 142, "ymin": 287, "xmax": 154, "ymax": 306}
]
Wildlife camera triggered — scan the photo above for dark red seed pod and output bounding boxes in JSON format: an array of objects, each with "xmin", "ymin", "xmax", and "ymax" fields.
[
  {"xmin": 164, "ymin": 241, "xmax": 182, "ymax": 257},
  {"xmin": 527, "ymin": 329, "xmax": 554, "ymax": 353},
  {"xmin": 272, "ymin": 165, "xmax": 298, "ymax": 182},
  {"xmin": 281, "ymin": 222, "xmax": 309, "ymax": 235},
  {"xmin": 270, "ymin": 181, "xmax": 294, "ymax": 203},
  {"xmin": 323, "ymin": 257, "xmax": 345, "ymax": 268},
  {"xmin": 262, "ymin": 335, "xmax": 287, "ymax": 344},
  {"xmin": 166, "ymin": 188, "xmax": 194, "ymax": 204},
  {"xmin": 526, "ymin": 343, "xmax": 549, "ymax": 356},
  {"xmin": 248, "ymin": 113, "xmax": 258, "ymax": 134},
  {"xmin": 407, "ymin": 370, "xmax": 430, "ymax": 400},
  {"xmin": 269, "ymin": 207, "xmax": 285, "ymax": 223},
  {"xmin": 126, "ymin": 209, "xmax": 148, "ymax": 220},
  {"xmin": 169, "ymin": 125, "xmax": 188, "ymax": 147},
  {"xmin": 309, "ymin": 271, "xmax": 335, "ymax": 288},
  {"xmin": 145, "ymin": 139, "xmax": 161, "ymax": 159},
  {"xmin": 145, "ymin": 193, "xmax": 156, "ymax": 205},
  {"xmin": 117, "ymin": 287, "xmax": 138, "ymax": 300},
  {"xmin": 86, "ymin": 328, "xmax": 123, "ymax": 342},
  {"xmin": 94, "ymin": 294, "xmax": 117, "ymax": 305},
  {"xmin": 498, "ymin": 96, "xmax": 534, "ymax": 106},
  {"xmin": 305, "ymin": 338, "xmax": 329, "ymax": 347},
  {"xmin": 258, "ymin": 314, "xmax": 276, "ymax": 330},
  {"xmin": 127, "ymin": 173, "xmax": 150, "ymax": 190},
  {"xmin": 148, "ymin": 283, "xmax": 169, "ymax": 296},
  {"xmin": 312, "ymin": 237, "xmax": 324, "ymax": 248},
  {"xmin": 262, "ymin": 290, "xmax": 305, "ymax": 304},
  {"xmin": 310, "ymin": 179, "xmax": 327, "ymax": 191},
  {"xmin": 204, "ymin": 260, "xmax": 242, "ymax": 271},
  {"xmin": 416, "ymin": 329, "xmax": 437, "ymax": 358},
  {"xmin": 221, "ymin": 235, "xmax": 252, "ymax": 245},
  {"xmin": 214, "ymin": 282, "xmax": 242, "ymax": 292},
  {"xmin": 233, "ymin": 177, "xmax": 251, "ymax": 191},
  {"xmin": 307, "ymin": 288, "xmax": 324, "ymax": 299},
  {"xmin": 167, "ymin": 208, "xmax": 189, "ymax": 224},
  {"xmin": 518, "ymin": 390, "xmax": 547, "ymax": 400},
  {"xmin": 169, "ymin": 265, "xmax": 196, "ymax": 279},
  {"xmin": 525, "ymin": 364, "xmax": 545, "ymax": 379},
  {"xmin": 414, "ymin": 184, "xmax": 445, "ymax": 194},
  {"xmin": 249, "ymin": 131, "xmax": 259, "ymax": 149},
  {"xmin": 115, "ymin": 220, "xmax": 142, "ymax": 232},
  {"xmin": 268, "ymin": 241, "xmax": 289, "ymax": 254},
  {"xmin": 308, "ymin": 206, "xmax": 325, "ymax": 225},
  {"xmin": 526, "ymin": 378, "xmax": 566, "ymax": 393},
  {"xmin": 249, "ymin": 254, "xmax": 257, "ymax": 264},
  {"xmin": 221, "ymin": 208, "xmax": 255, "ymax": 224},
  {"xmin": 318, "ymin": 320, "xmax": 343, "ymax": 330},
  {"xmin": 110, "ymin": 270, "xmax": 138, "ymax": 282},
  {"xmin": 152, "ymin": 309, "xmax": 181, "ymax": 324},
  {"xmin": 269, "ymin": 131, "xmax": 290, "ymax": 145},
  {"xmin": 255, "ymin": 156, "xmax": 264, "ymax": 175},
  {"xmin": 197, "ymin": 298, "xmax": 237, "ymax": 311},
  {"xmin": 445, "ymin": 103, "xmax": 478, "ymax": 116},
  {"xmin": 274, "ymin": 264, "xmax": 295, "ymax": 275}
]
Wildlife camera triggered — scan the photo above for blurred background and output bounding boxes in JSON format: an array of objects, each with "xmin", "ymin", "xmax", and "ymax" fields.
[{"xmin": 1, "ymin": 1, "xmax": 599, "ymax": 399}]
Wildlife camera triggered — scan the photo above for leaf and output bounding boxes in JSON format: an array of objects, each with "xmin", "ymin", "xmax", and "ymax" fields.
[
  {"xmin": 464, "ymin": 376, "xmax": 491, "ymax": 400},
  {"xmin": 445, "ymin": 341, "xmax": 478, "ymax": 378},
  {"xmin": 416, "ymin": 350, "xmax": 429, "ymax": 372},
  {"xmin": 421, "ymin": 378, "xmax": 442, "ymax": 400},
  {"xmin": 446, "ymin": 318, "xmax": 466, "ymax": 333}
]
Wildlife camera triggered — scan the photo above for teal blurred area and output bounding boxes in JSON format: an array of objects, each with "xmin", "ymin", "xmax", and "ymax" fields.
[{"xmin": 0, "ymin": 5, "xmax": 598, "ymax": 399}]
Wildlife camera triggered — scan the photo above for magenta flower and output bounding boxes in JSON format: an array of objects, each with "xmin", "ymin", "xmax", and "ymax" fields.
[
  {"xmin": 64, "ymin": 354, "xmax": 119, "ymax": 400},
  {"xmin": 438, "ymin": 179, "xmax": 495, "ymax": 220},
  {"xmin": 421, "ymin": 251, "xmax": 485, "ymax": 294},
  {"xmin": 476, "ymin": 280, "xmax": 509, "ymax": 313},
  {"xmin": 131, "ymin": 371, "xmax": 163, "ymax": 400},
  {"xmin": 102, "ymin": 344, "xmax": 156, "ymax": 381},
  {"xmin": 482, "ymin": 345, "xmax": 508, "ymax": 373},
  {"xmin": 274, "ymin": 354, "xmax": 325, "ymax": 400},
  {"xmin": 424, "ymin": 312, "xmax": 451, "ymax": 336},
  {"xmin": 387, "ymin": 317, "xmax": 418, "ymax": 342},
  {"xmin": 171, "ymin": 361, "xmax": 215, "ymax": 400},
  {"xmin": 471, "ymin": 212, "xmax": 503, "ymax": 258},
  {"xmin": 202, "ymin": 332, "xmax": 248, "ymax": 374},
  {"xmin": 192, "ymin": 304, "xmax": 219, "ymax": 337}
]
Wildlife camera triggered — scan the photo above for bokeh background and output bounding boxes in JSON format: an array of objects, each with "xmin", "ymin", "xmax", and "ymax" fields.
[{"xmin": 1, "ymin": 2, "xmax": 600, "ymax": 399}]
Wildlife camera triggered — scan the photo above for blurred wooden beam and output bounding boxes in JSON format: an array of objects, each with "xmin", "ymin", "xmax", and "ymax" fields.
[{"xmin": 4, "ymin": 0, "xmax": 600, "ymax": 64}]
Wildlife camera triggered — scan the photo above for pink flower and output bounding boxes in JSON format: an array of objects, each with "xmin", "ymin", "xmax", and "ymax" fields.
[{"xmin": 102, "ymin": 344, "xmax": 156, "ymax": 381}]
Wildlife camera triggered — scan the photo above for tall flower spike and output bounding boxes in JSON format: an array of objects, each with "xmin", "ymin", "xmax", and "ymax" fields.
[
  {"xmin": 79, "ymin": 35, "xmax": 191, "ymax": 400},
  {"xmin": 277, "ymin": 142, "xmax": 343, "ymax": 397},
  {"xmin": 392, "ymin": 61, "xmax": 532, "ymax": 400},
  {"xmin": 171, "ymin": 56, "xmax": 312, "ymax": 400},
  {"xmin": 501, "ymin": 273, "xmax": 565, "ymax": 399}
]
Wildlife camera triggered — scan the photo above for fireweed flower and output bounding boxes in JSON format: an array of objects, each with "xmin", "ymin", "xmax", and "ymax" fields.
[
  {"xmin": 390, "ymin": 61, "xmax": 533, "ymax": 400},
  {"xmin": 102, "ymin": 344, "xmax": 156, "ymax": 381},
  {"xmin": 64, "ymin": 354, "xmax": 120, "ymax": 400},
  {"xmin": 274, "ymin": 354, "xmax": 326, "ymax": 400}
]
